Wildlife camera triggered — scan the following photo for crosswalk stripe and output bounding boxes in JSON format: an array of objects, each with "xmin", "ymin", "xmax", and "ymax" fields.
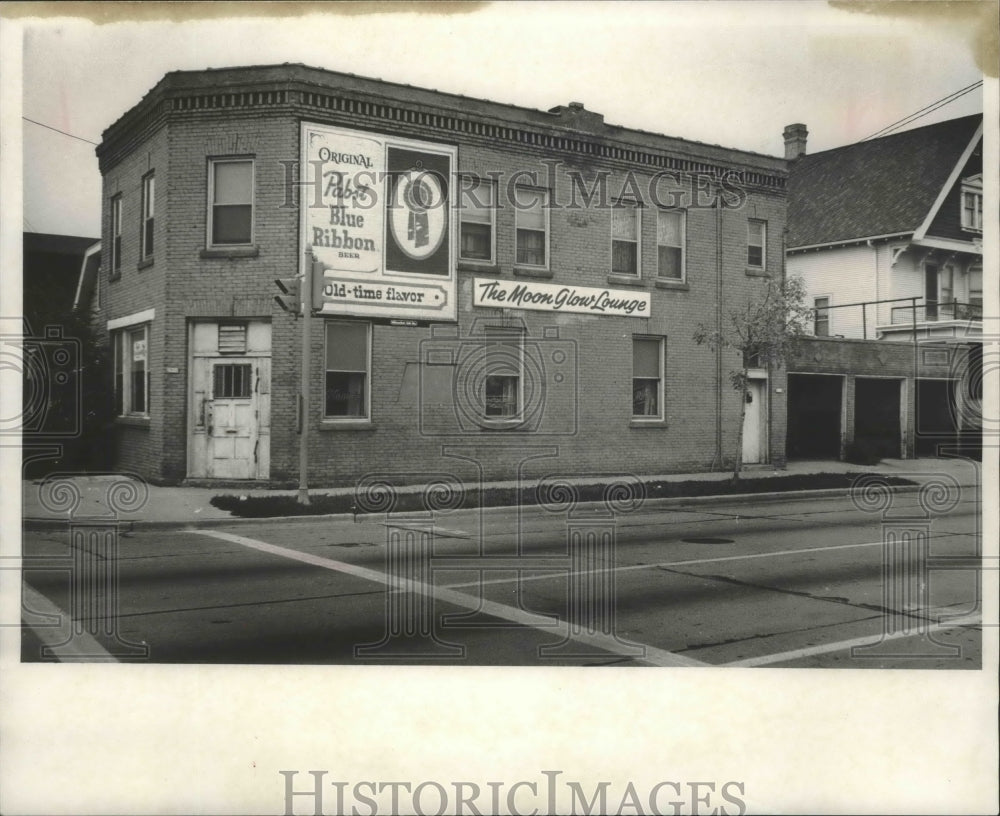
[
  {"xmin": 21, "ymin": 584, "xmax": 118, "ymax": 662},
  {"xmin": 197, "ymin": 529, "xmax": 707, "ymax": 667},
  {"xmin": 723, "ymin": 614, "xmax": 983, "ymax": 667}
]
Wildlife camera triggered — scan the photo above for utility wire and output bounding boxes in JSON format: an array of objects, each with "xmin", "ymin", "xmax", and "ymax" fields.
[
  {"xmin": 22, "ymin": 116, "xmax": 99, "ymax": 146},
  {"xmin": 863, "ymin": 81, "xmax": 983, "ymax": 140}
]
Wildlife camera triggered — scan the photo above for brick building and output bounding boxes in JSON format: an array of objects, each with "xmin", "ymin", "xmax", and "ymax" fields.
[{"xmin": 96, "ymin": 64, "xmax": 788, "ymax": 486}]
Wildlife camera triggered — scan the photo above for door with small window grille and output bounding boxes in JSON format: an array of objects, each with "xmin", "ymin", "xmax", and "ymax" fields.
[
  {"xmin": 205, "ymin": 362, "xmax": 257, "ymax": 478},
  {"xmin": 188, "ymin": 320, "xmax": 271, "ymax": 480}
]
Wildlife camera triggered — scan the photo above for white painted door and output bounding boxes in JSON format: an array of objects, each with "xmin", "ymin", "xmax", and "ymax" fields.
[
  {"xmin": 191, "ymin": 358, "xmax": 262, "ymax": 479},
  {"xmin": 188, "ymin": 321, "xmax": 271, "ymax": 480},
  {"xmin": 742, "ymin": 380, "xmax": 767, "ymax": 465},
  {"xmin": 208, "ymin": 361, "xmax": 256, "ymax": 479}
]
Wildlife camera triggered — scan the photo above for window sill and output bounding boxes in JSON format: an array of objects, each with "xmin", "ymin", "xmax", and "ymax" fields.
[
  {"xmin": 115, "ymin": 415, "xmax": 151, "ymax": 428},
  {"xmin": 319, "ymin": 420, "xmax": 376, "ymax": 431},
  {"xmin": 606, "ymin": 274, "xmax": 645, "ymax": 287},
  {"xmin": 458, "ymin": 261, "xmax": 500, "ymax": 274},
  {"xmin": 654, "ymin": 279, "xmax": 689, "ymax": 291},
  {"xmin": 200, "ymin": 246, "xmax": 259, "ymax": 260},
  {"xmin": 630, "ymin": 418, "xmax": 667, "ymax": 428},
  {"xmin": 109, "ymin": 271, "xmax": 122, "ymax": 283},
  {"xmin": 478, "ymin": 419, "xmax": 526, "ymax": 431},
  {"xmin": 137, "ymin": 258, "xmax": 154, "ymax": 271},
  {"xmin": 745, "ymin": 268, "xmax": 770, "ymax": 278},
  {"xmin": 513, "ymin": 266, "xmax": 553, "ymax": 280}
]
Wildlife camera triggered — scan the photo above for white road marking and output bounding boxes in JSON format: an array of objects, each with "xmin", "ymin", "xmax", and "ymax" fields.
[
  {"xmin": 723, "ymin": 613, "xmax": 983, "ymax": 667},
  {"xmin": 443, "ymin": 539, "xmax": 890, "ymax": 589},
  {"xmin": 197, "ymin": 529, "xmax": 706, "ymax": 667},
  {"xmin": 21, "ymin": 584, "xmax": 118, "ymax": 662}
]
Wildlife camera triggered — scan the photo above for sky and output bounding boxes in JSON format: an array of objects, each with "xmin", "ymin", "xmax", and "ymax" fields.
[{"xmin": 8, "ymin": 1, "xmax": 992, "ymax": 239}]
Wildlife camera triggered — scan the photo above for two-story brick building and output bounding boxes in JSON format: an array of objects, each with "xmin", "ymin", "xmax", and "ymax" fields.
[{"xmin": 96, "ymin": 64, "xmax": 788, "ymax": 486}]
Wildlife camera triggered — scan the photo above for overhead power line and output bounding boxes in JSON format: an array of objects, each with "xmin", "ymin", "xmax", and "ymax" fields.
[
  {"xmin": 863, "ymin": 81, "xmax": 983, "ymax": 141},
  {"xmin": 22, "ymin": 117, "xmax": 99, "ymax": 146}
]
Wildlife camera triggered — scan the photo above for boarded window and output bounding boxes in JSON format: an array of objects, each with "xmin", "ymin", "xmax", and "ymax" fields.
[{"xmin": 218, "ymin": 323, "xmax": 248, "ymax": 354}]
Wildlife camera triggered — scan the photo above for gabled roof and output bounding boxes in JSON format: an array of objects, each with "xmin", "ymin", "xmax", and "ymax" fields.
[
  {"xmin": 23, "ymin": 232, "xmax": 100, "ymax": 257},
  {"xmin": 787, "ymin": 114, "xmax": 982, "ymax": 249},
  {"xmin": 73, "ymin": 242, "xmax": 102, "ymax": 312}
]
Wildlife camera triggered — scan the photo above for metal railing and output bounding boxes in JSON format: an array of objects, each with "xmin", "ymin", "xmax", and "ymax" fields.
[
  {"xmin": 890, "ymin": 300, "xmax": 983, "ymax": 324},
  {"xmin": 812, "ymin": 296, "xmax": 921, "ymax": 340},
  {"xmin": 810, "ymin": 297, "xmax": 983, "ymax": 340}
]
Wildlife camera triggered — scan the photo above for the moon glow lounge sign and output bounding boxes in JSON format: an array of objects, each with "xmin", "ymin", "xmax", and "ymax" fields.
[{"xmin": 301, "ymin": 122, "xmax": 457, "ymax": 322}]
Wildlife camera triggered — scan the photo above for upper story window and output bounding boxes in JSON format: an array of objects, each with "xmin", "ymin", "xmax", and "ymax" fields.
[
  {"xmin": 611, "ymin": 200, "xmax": 640, "ymax": 276},
  {"xmin": 113, "ymin": 324, "xmax": 149, "ymax": 417},
  {"xmin": 515, "ymin": 187, "xmax": 548, "ymax": 268},
  {"xmin": 657, "ymin": 209, "xmax": 685, "ymax": 280},
  {"xmin": 961, "ymin": 175, "xmax": 982, "ymax": 233},
  {"xmin": 813, "ymin": 297, "xmax": 830, "ymax": 337},
  {"xmin": 141, "ymin": 172, "xmax": 155, "ymax": 260},
  {"xmin": 969, "ymin": 267, "xmax": 983, "ymax": 308},
  {"xmin": 209, "ymin": 158, "xmax": 254, "ymax": 247},
  {"xmin": 747, "ymin": 219, "xmax": 767, "ymax": 270},
  {"xmin": 110, "ymin": 194, "xmax": 123, "ymax": 279},
  {"xmin": 459, "ymin": 177, "xmax": 495, "ymax": 264}
]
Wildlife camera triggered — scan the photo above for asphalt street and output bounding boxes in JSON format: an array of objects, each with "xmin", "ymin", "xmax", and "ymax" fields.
[{"xmin": 21, "ymin": 489, "xmax": 984, "ymax": 668}]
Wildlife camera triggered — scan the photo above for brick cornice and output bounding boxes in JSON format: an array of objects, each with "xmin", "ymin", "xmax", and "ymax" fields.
[{"xmin": 97, "ymin": 65, "xmax": 787, "ymax": 192}]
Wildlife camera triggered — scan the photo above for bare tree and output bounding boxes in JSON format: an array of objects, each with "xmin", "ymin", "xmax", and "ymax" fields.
[{"xmin": 694, "ymin": 275, "xmax": 812, "ymax": 482}]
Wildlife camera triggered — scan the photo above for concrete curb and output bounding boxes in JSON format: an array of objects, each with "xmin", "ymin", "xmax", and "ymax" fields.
[{"xmin": 24, "ymin": 478, "xmax": 977, "ymax": 533}]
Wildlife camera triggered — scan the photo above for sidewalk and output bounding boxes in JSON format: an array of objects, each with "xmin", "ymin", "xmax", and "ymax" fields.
[{"xmin": 21, "ymin": 457, "xmax": 982, "ymax": 530}]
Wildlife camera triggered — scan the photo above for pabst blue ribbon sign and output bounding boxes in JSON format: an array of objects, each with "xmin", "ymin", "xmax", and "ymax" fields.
[{"xmin": 301, "ymin": 122, "xmax": 457, "ymax": 321}]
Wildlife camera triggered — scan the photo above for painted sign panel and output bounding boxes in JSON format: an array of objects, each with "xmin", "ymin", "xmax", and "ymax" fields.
[
  {"xmin": 301, "ymin": 122, "xmax": 457, "ymax": 322},
  {"xmin": 472, "ymin": 278, "xmax": 651, "ymax": 317}
]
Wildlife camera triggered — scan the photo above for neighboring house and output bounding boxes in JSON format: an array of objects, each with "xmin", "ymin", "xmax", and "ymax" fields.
[
  {"xmin": 73, "ymin": 240, "xmax": 103, "ymax": 323},
  {"xmin": 786, "ymin": 115, "xmax": 982, "ymax": 341},
  {"xmin": 23, "ymin": 232, "xmax": 100, "ymax": 326},
  {"xmin": 782, "ymin": 116, "xmax": 983, "ymax": 461},
  {"xmin": 95, "ymin": 63, "xmax": 788, "ymax": 486},
  {"xmin": 21, "ymin": 232, "xmax": 103, "ymax": 476}
]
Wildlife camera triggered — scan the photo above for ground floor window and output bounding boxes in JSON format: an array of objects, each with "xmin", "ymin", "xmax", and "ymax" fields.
[
  {"xmin": 113, "ymin": 325, "xmax": 150, "ymax": 416},
  {"xmin": 632, "ymin": 336, "xmax": 664, "ymax": 419},
  {"xmin": 482, "ymin": 332, "xmax": 522, "ymax": 419},
  {"xmin": 325, "ymin": 320, "xmax": 370, "ymax": 418}
]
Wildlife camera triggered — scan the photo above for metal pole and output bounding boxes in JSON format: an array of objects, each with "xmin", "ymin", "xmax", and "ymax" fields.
[
  {"xmin": 714, "ymin": 200, "xmax": 723, "ymax": 469},
  {"xmin": 911, "ymin": 296, "xmax": 918, "ymax": 459},
  {"xmin": 862, "ymin": 302, "xmax": 867, "ymax": 340},
  {"xmin": 298, "ymin": 252, "xmax": 312, "ymax": 505}
]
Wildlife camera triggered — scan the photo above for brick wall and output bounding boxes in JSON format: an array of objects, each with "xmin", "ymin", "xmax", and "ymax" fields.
[
  {"xmin": 101, "ymin": 126, "xmax": 169, "ymax": 480},
  {"xmin": 98, "ymin": 74, "xmax": 789, "ymax": 485}
]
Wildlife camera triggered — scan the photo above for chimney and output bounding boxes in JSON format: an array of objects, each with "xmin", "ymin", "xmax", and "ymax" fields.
[
  {"xmin": 548, "ymin": 101, "xmax": 605, "ymax": 131},
  {"xmin": 783, "ymin": 123, "xmax": 808, "ymax": 160}
]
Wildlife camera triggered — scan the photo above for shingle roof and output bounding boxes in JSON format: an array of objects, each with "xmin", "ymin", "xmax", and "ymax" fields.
[
  {"xmin": 23, "ymin": 232, "xmax": 99, "ymax": 257},
  {"xmin": 787, "ymin": 114, "xmax": 981, "ymax": 248}
]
